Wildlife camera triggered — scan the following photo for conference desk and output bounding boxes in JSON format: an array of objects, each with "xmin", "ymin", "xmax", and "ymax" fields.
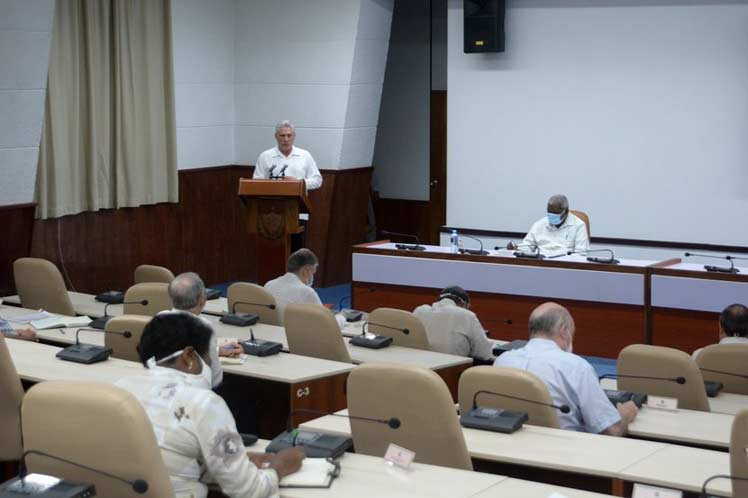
[
  {"xmin": 299, "ymin": 410, "xmax": 732, "ymax": 497},
  {"xmin": 2, "ymin": 291, "xmax": 122, "ymax": 318},
  {"xmin": 248, "ymin": 439, "xmax": 615, "ymax": 498},
  {"xmin": 351, "ymin": 242, "xmax": 672, "ymax": 358}
]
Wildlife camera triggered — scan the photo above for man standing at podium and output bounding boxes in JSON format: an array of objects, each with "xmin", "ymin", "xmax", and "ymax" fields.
[{"xmin": 253, "ymin": 120, "xmax": 323, "ymax": 191}]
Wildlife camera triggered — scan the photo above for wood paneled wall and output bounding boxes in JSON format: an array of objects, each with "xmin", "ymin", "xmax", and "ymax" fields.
[
  {"xmin": 16, "ymin": 165, "xmax": 371, "ymax": 294},
  {"xmin": 0, "ymin": 203, "xmax": 36, "ymax": 296}
]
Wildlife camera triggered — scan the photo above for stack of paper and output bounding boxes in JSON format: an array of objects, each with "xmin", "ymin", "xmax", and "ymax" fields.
[{"xmin": 30, "ymin": 315, "xmax": 92, "ymax": 330}]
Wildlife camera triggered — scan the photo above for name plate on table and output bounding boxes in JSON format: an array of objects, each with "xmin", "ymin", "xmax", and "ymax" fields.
[
  {"xmin": 633, "ymin": 483, "xmax": 683, "ymax": 498},
  {"xmin": 384, "ymin": 443, "xmax": 415, "ymax": 470},
  {"xmin": 646, "ymin": 396, "xmax": 678, "ymax": 411}
]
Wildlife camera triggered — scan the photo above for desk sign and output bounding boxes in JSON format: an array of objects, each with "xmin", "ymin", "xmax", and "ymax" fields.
[
  {"xmin": 384, "ymin": 443, "xmax": 415, "ymax": 470},
  {"xmin": 646, "ymin": 395, "xmax": 678, "ymax": 411},
  {"xmin": 633, "ymin": 483, "xmax": 682, "ymax": 498}
]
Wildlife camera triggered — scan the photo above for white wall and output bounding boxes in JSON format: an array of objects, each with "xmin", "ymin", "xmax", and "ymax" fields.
[
  {"xmin": 447, "ymin": 0, "xmax": 748, "ymax": 247},
  {"xmin": 172, "ymin": 0, "xmax": 236, "ymax": 170},
  {"xmin": 0, "ymin": 0, "xmax": 55, "ymax": 206}
]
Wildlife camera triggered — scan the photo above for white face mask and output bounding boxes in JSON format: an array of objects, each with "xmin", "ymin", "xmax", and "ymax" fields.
[{"xmin": 186, "ymin": 354, "xmax": 213, "ymax": 390}]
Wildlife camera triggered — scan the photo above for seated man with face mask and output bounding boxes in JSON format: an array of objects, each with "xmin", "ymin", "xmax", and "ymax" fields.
[
  {"xmin": 494, "ymin": 302, "xmax": 638, "ymax": 436},
  {"xmin": 117, "ymin": 313, "xmax": 305, "ymax": 497},
  {"xmin": 264, "ymin": 248, "xmax": 330, "ymax": 325},
  {"xmin": 514, "ymin": 194, "xmax": 589, "ymax": 256}
]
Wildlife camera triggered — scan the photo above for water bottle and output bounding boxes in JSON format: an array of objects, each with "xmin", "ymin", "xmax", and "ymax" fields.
[{"xmin": 450, "ymin": 229, "xmax": 459, "ymax": 253}]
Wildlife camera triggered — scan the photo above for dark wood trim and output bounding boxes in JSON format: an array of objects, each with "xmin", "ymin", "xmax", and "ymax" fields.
[
  {"xmin": 321, "ymin": 166, "xmax": 373, "ymax": 175},
  {"xmin": 440, "ymin": 226, "xmax": 748, "ymax": 254},
  {"xmin": 0, "ymin": 202, "xmax": 36, "ymax": 211},
  {"xmin": 0, "ymin": 203, "xmax": 36, "ymax": 295}
]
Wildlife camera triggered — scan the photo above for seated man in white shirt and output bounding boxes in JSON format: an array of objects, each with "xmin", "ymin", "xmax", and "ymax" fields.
[
  {"xmin": 264, "ymin": 249, "xmax": 322, "ymax": 324},
  {"xmin": 167, "ymin": 272, "xmax": 242, "ymax": 388},
  {"xmin": 253, "ymin": 120, "xmax": 323, "ymax": 191},
  {"xmin": 692, "ymin": 303, "xmax": 748, "ymax": 360},
  {"xmin": 512, "ymin": 194, "xmax": 589, "ymax": 256},
  {"xmin": 413, "ymin": 286, "xmax": 494, "ymax": 361},
  {"xmin": 494, "ymin": 302, "xmax": 638, "ymax": 435}
]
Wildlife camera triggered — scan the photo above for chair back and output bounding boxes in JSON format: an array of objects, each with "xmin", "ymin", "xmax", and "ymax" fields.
[
  {"xmin": 696, "ymin": 343, "xmax": 748, "ymax": 395},
  {"xmin": 731, "ymin": 409, "xmax": 748, "ymax": 497},
  {"xmin": 105, "ymin": 315, "xmax": 151, "ymax": 362},
  {"xmin": 458, "ymin": 366, "xmax": 560, "ymax": 428},
  {"xmin": 228, "ymin": 282, "xmax": 280, "ymax": 325},
  {"xmin": 13, "ymin": 257, "xmax": 75, "ymax": 316},
  {"xmin": 123, "ymin": 283, "xmax": 172, "ymax": 316},
  {"xmin": 22, "ymin": 381, "xmax": 173, "ymax": 497},
  {"xmin": 618, "ymin": 344, "xmax": 710, "ymax": 411},
  {"xmin": 348, "ymin": 363, "xmax": 472, "ymax": 470},
  {"xmin": 570, "ymin": 209, "xmax": 591, "ymax": 237},
  {"xmin": 133, "ymin": 264, "xmax": 175, "ymax": 284},
  {"xmin": 0, "ymin": 335, "xmax": 23, "ymax": 461},
  {"xmin": 284, "ymin": 304, "xmax": 352, "ymax": 363},
  {"xmin": 368, "ymin": 308, "xmax": 431, "ymax": 350}
]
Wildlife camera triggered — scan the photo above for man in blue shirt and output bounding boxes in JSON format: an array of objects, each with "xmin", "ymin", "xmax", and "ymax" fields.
[{"xmin": 494, "ymin": 302, "xmax": 638, "ymax": 435}]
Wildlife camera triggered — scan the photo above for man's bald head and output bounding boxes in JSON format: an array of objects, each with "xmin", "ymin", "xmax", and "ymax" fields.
[
  {"xmin": 528, "ymin": 302, "xmax": 575, "ymax": 340},
  {"xmin": 169, "ymin": 272, "xmax": 206, "ymax": 312}
]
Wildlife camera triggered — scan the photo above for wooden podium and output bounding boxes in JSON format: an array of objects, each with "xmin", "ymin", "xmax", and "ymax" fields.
[{"xmin": 238, "ymin": 178, "xmax": 311, "ymax": 284}]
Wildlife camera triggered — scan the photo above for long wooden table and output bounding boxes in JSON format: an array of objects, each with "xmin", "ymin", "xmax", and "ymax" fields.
[{"xmin": 299, "ymin": 410, "xmax": 732, "ymax": 497}]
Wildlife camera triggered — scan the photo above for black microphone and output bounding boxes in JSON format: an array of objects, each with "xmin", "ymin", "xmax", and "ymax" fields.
[
  {"xmin": 699, "ymin": 367, "xmax": 748, "ymax": 380},
  {"xmin": 220, "ymin": 300, "xmax": 276, "ymax": 327},
  {"xmin": 74, "ymin": 327, "xmax": 131, "ymax": 345},
  {"xmin": 567, "ymin": 248, "xmax": 619, "ymax": 264},
  {"xmin": 700, "ymin": 473, "xmax": 748, "ymax": 497},
  {"xmin": 599, "ymin": 373, "xmax": 686, "ymax": 384},
  {"xmin": 380, "ymin": 230, "xmax": 426, "ymax": 251},
  {"xmin": 90, "ymin": 299, "xmax": 149, "ymax": 330},
  {"xmin": 458, "ymin": 234, "xmax": 489, "ymax": 256},
  {"xmin": 56, "ymin": 327, "xmax": 134, "ymax": 364},
  {"xmin": 348, "ymin": 321, "xmax": 399, "ymax": 349},
  {"xmin": 231, "ymin": 300, "xmax": 276, "ymax": 313},
  {"xmin": 239, "ymin": 327, "xmax": 283, "ymax": 357},
  {"xmin": 279, "ymin": 164, "xmax": 288, "ymax": 177},
  {"xmin": 472, "ymin": 389, "xmax": 571, "ymax": 414},
  {"xmin": 684, "ymin": 252, "xmax": 743, "ymax": 274},
  {"xmin": 513, "ymin": 243, "xmax": 543, "ymax": 260},
  {"xmin": 285, "ymin": 408, "xmax": 401, "ymax": 432},
  {"xmin": 20, "ymin": 449, "xmax": 149, "ymax": 494},
  {"xmin": 364, "ymin": 321, "xmax": 410, "ymax": 336},
  {"xmin": 268, "ymin": 165, "xmax": 276, "ymax": 178}
]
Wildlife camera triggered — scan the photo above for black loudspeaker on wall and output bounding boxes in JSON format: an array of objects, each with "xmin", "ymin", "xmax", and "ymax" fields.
[{"xmin": 464, "ymin": 0, "xmax": 506, "ymax": 53}]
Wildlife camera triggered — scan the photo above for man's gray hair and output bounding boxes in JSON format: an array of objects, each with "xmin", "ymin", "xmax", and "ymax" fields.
[
  {"xmin": 287, "ymin": 248, "xmax": 318, "ymax": 273},
  {"xmin": 275, "ymin": 120, "xmax": 295, "ymax": 133},
  {"xmin": 529, "ymin": 303, "xmax": 573, "ymax": 338},
  {"xmin": 547, "ymin": 194, "xmax": 569, "ymax": 211},
  {"xmin": 169, "ymin": 272, "xmax": 205, "ymax": 310}
]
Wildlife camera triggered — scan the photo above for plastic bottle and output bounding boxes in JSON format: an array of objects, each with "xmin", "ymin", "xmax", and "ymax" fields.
[{"xmin": 450, "ymin": 229, "xmax": 459, "ymax": 253}]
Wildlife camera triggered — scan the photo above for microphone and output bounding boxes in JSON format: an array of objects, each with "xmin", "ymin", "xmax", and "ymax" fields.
[
  {"xmin": 684, "ymin": 252, "xmax": 743, "ymax": 274},
  {"xmin": 461, "ymin": 389, "xmax": 568, "ymax": 434},
  {"xmin": 231, "ymin": 300, "xmax": 276, "ymax": 313},
  {"xmin": 220, "ymin": 300, "xmax": 275, "ymax": 327},
  {"xmin": 599, "ymin": 373, "xmax": 686, "ymax": 384},
  {"xmin": 472, "ymin": 389, "xmax": 570, "ymax": 413},
  {"xmin": 700, "ymin": 473, "xmax": 748, "ymax": 497},
  {"xmin": 364, "ymin": 321, "xmax": 410, "ymax": 336},
  {"xmin": 513, "ymin": 244, "xmax": 544, "ymax": 260},
  {"xmin": 239, "ymin": 327, "xmax": 283, "ymax": 357},
  {"xmin": 699, "ymin": 367, "xmax": 748, "ymax": 380},
  {"xmin": 279, "ymin": 165, "xmax": 288, "ymax": 177},
  {"xmin": 90, "ymin": 299, "xmax": 149, "ymax": 330},
  {"xmin": 55, "ymin": 327, "xmax": 134, "ymax": 364},
  {"xmin": 266, "ymin": 408, "xmax": 401, "ymax": 458},
  {"xmin": 457, "ymin": 234, "xmax": 489, "ymax": 256},
  {"xmin": 567, "ymin": 248, "xmax": 619, "ymax": 265},
  {"xmin": 349, "ymin": 321, "xmax": 407, "ymax": 349},
  {"xmin": 268, "ymin": 165, "xmax": 276, "ymax": 178},
  {"xmin": 380, "ymin": 230, "xmax": 426, "ymax": 251},
  {"xmin": 19, "ymin": 449, "xmax": 148, "ymax": 494}
]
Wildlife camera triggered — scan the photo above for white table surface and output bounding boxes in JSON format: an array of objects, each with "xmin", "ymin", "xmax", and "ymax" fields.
[{"xmin": 2, "ymin": 292, "xmax": 121, "ymax": 318}]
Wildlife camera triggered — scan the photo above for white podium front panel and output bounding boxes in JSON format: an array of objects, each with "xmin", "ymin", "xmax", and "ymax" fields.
[{"xmin": 652, "ymin": 275, "xmax": 748, "ymax": 312}]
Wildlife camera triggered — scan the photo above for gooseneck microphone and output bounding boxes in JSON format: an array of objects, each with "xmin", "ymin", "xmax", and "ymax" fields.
[
  {"xmin": 380, "ymin": 230, "xmax": 426, "ymax": 251},
  {"xmin": 599, "ymin": 373, "xmax": 686, "ymax": 384},
  {"xmin": 700, "ymin": 474, "xmax": 748, "ymax": 497},
  {"xmin": 90, "ymin": 299, "xmax": 149, "ymax": 330},
  {"xmin": 20, "ymin": 449, "xmax": 149, "ymax": 494},
  {"xmin": 458, "ymin": 234, "xmax": 489, "ymax": 256},
  {"xmin": 221, "ymin": 300, "xmax": 276, "ymax": 327},
  {"xmin": 472, "ymin": 390, "xmax": 571, "ymax": 414},
  {"xmin": 699, "ymin": 367, "xmax": 748, "ymax": 380},
  {"xmin": 684, "ymin": 252, "xmax": 746, "ymax": 274},
  {"xmin": 513, "ymin": 244, "xmax": 543, "ymax": 259},
  {"xmin": 349, "ymin": 321, "xmax": 399, "ymax": 349},
  {"xmin": 74, "ymin": 327, "xmax": 131, "ymax": 345},
  {"xmin": 231, "ymin": 300, "xmax": 276, "ymax": 313},
  {"xmin": 279, "ymin": 165, "xmax": 288, "ymax": 177},
  {"xmin": 56, "ymin": 326, "xmax": 136, "ymax": 364},
  {"xmin": 567, "ymin": 248, "xmax": 619, "ymax": 265},
  {"xmin": 364, "ymin": 321, "xmax": 410, "ymax": 336},
  {"xmin": 286, "ymin": 408, "xmax": 401, "ymax": 431}
]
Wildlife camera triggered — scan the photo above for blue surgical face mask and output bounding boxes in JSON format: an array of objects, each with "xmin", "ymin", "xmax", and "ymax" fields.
[{"xmin": 547, "ymin": 212, "xmax": 564, "ymax": 226}]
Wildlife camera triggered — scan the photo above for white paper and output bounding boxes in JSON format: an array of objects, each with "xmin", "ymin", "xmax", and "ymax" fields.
[
  {"xmin": 633, "ymin": 483, "xmax": 683, "ymax": 498},
  {"xmin": 280, "ymin": 458, "xmax": 335, "ymax": 487},
  {"xmin": 8, "ymin": 311, "xmax": 53, "ymax": 323},
  {"xmin": 384, "ymin": 443, "xmax": 415, "ymax": 470},
  {"xmin": 31, "ymin": 315, "xmax": 91, "ymax": 330},
  {"xmin": 646, "ymin": 396, "xmax": 678, "ymax": 411}
]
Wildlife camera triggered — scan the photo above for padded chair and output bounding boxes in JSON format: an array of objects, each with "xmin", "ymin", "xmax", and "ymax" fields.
[
  {"xmin": 570, "ymin": 209, "xmax": 591, "ymax": 237},
  {"xmin": 133, "ymin": 264, "xmax": 175, "ymax": 284},
  {"xmin": 618, "ymin": 344, "xmax": 710, "ymax": 412},
  {"xmin": 105, "ymin": 315, "xmax": 151, "ymax": 362},
  {"xmin": 0, "ymin": 335, "xmax": 23, "ymax": 462},
  {"xmin": 458, "ymin": 366, "xmax": 560, "ymax": 428},
  {"xmin": 227, "ymin": 282, "xmax": 280, "ymax": 325},
  {"xmin": 22, "ymin": 381, "xmax": 173, "ymax": 497},
  {"xmin": 284, "ymin": 304, "xmax": 352, "ymax": 363},
  {"xmin": 13, "ymin": 257, "xmax": 75, "ymax": 316},
  {"xmin": 348, "ymin": 363, "xmax": 472, "ymax": 470},
  {"xmin": 696, "ymin": 343, "xmax": 748, "ymax": 395},
  {"xmin": 367, "ymin": 308, "xmax": 431, "ymax": 350},
  {"xmin": 730, "ymin": 409, "xmax": 748, "ymax": 497},
  {"xmin": 123, "ymin": 283, "xmax": 172, "ymax": 317}
]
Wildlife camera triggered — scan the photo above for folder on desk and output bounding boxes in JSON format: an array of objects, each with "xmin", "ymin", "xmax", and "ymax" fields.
[
  {"xmin": 31, "ymin": 315, "xmax": 91, "ymax": 330},
  {"xmin": 279, "ymin": 458, "xmax": 339, "ymax": 488}
]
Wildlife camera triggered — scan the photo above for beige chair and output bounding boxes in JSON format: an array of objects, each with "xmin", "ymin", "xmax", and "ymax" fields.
[
  {"xmin": 696, "ymin": 343, "xmax": 748, "ymax": 395},
  {"xmin": 123, "ymin": 283, "xmax": 172, "ymax": 317},
  {"xmin": 0, "ymin": 335, "xmax": 23, "ymax": 462},
  {"xmin": 284, "ymin": 304, "xmax": 352, "ymax": 363},
  {"xmin": 228, "ymin": 282, "xmax": 280, "ymax": 325},
  {"xmin": 570, "ymin": 209, "xmax": 591, "ymax": 237},
  {"xmin": 730, "ymin": 409, "xmax": 748, "ymax": 497},
  {"xmin": 105, "ymin": 315, "xmax": 151, "ymax": 362},
  {"xmin": 348, "ymin": 363, "xmax": 472, "ymax": 470},
  {"xmin": 368, "ymin": 308, "xmax": 431, "ymax": 350},
  {"xmin": 22, "ymin": 381, "xmax": 173, "ymax": 497},
  {"xmin": 458, "ymin": 366, "xmax": 560, "ymax": 429},
  {"xmin": 618, "ymin": 344, "xmax": 710, "ymax": 411},
  {"xmin": 133, "ymin": 264, "xmax": 175, "ymax": 284},
  {"xmin": 13, "ymin": 257, "xmax": 75, "ymax": 316}
]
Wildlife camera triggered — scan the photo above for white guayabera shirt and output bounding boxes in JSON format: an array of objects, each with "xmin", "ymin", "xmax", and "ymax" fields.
[
  {"xmin": 263, "ymin": 272, "xmax": 322, "ymax": 324},
  {"xmin": 253, "ymin": 146, "xmax": 322, "ymax": 191},
  {"xmin": 117, "ymin": 366, "xmax": 279, "ymax": 498},
  {"xmin": 521, "ymin": 212, "xmax": 590, "ymax": 257}
]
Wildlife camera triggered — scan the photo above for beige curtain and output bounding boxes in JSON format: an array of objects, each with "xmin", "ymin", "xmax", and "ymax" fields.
[{"xmin": 36, "ymin": 0, "xmax": 178, "ymax": 219}]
